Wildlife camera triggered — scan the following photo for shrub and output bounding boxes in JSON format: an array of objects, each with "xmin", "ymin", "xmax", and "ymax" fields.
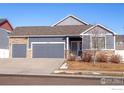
[
  {"xmin": 96, "ymin": 52, "xmax": 108, "ymax": 63},
  {"xmin": 67, "ymin": 53, "xmax": 76, "ymax": 61},
  {"xmin": 75, "ymin": 56, "xmax": 82, "ymax": 62},
  {"xmin": 110, "ymin": 54, "xmax": 122, "ymax": 63},
  {"xmin": 81, "ymin": 51, "xmax": 92, "ymax": 62}
]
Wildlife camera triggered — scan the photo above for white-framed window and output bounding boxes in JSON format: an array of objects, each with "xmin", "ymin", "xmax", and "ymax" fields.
[{"xmin": 92, "ymin": 37, "xmax": 105, "ymax": 49}]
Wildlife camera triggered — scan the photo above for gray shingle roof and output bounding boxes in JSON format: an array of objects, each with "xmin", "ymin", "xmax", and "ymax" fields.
[{"xmin": 10, "ymin": 25, "xmax": 92, "ymax": 37}]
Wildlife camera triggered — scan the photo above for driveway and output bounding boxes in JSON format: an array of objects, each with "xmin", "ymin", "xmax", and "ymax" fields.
[{"xmin": 0, "ymin": 58, "xmax": 64, "ymax": 75}]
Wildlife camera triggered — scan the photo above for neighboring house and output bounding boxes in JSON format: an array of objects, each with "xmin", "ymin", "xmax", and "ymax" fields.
[
  {"xmin": 9, "ymin": 15, "xmax": 124, "ymax": 61},
  {"xmin": 115, "ymin": 35, "xmax": 124, "ymax": 60},
  {"xmin": 0, "ymin": 19, "xmax": 13, "ymax": 58}
]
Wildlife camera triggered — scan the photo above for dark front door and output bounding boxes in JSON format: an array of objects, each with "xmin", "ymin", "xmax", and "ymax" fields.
[{"xmin": 71, "ymin": 41, "xmax": 82, "ymax": 56}]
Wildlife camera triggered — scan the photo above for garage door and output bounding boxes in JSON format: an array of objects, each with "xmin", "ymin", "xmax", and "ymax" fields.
[
  {"xmin": 32, "ymin": 43, "xmax": 64, "ymax": 58},
  {"xmin": 12, "ymin": 44, "xmax": 26, "ymax": 58}
]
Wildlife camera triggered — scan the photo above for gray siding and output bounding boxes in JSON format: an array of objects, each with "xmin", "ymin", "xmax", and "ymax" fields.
[
  {"xmin": 56, "ymin": 17, "xmax": 86, "ymax": 26},
  {"xmin": 82, "ymin": 35, "xmax": 90, "ymax": 49},
  {"xmin": 29, "ymin": 37, "xmax": 65, "ymax": 48},
  {"xmin": 0, "ymin": 29, "xmax": 9, "ymax": 49},
  {"xmin": 32, "ymin": 44, "xmax": 64, "ymax": 58},
  {"xmin": 12, "ymin": 44, "xmax": 26, "ymax": 58},
  {"xmin": 83, "ymin": 26, "xmax": 114, "ymax": 50},
  {"xmin": 106, "ymin": 35, "xmax": 114, "ymax": 49},
  {"xmin": 85, "ymin": 26, "xmax": 113, "ymax": 35}
]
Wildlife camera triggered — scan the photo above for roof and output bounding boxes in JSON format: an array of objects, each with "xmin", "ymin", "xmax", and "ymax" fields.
[
  {"xmin": 0, "ymin": 19, "xmax": 7, "ymax": 25},
  {"xmin": 80, "ymin": 24, "xmax": 116, "ymax": 35},
  {"xmin": 116, "ymin": 35, "xmax": 124, "ymax": 42},
  {"xmin": 51, "ymin": 15, "xmax": 89, "ymax": 26},
  {"xmin": 0, "ymin": 19, "xmax": 13, "ymax": 31},
  {"xmin": 10, "ymin": 25, "xmax": 92, "ymax": 37}
]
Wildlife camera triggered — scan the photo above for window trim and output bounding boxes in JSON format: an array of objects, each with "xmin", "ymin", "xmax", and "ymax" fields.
[{"xmin": 91, "ymin": 36, "xmax": 105, "ymax": 50}]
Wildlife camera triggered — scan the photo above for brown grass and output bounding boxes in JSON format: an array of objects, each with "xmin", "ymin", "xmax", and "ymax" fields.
[{"xmin": 67, "ymin": 61, "xmax": 124, "ymax": 71}]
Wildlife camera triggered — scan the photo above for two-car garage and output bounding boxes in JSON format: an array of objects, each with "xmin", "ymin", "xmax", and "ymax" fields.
[
  {"xmin": 12, "ymin": 42, "xmax": 65, "ymax": 58},
  {"xmin": 32, "ymin": 42, "xmax": 65, "ymax": 58}
]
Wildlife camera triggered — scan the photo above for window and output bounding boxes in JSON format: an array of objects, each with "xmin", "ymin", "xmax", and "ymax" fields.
[{"xmin": 92, "ymin": 37, "xmax": 105, "ymax": 49}]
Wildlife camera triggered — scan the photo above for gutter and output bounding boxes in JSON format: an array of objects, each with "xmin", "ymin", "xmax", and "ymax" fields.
[{"xmin": 9, "ymin": 35, "xmax": 81, "ymax": 38}]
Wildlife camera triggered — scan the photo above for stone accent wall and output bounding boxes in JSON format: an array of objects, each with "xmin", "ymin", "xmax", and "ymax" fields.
[
  {"xmin": 27, "ymin": 49, "xmax": 32, "ymax": 58},
  {"xmin": 64, "ymin": 50, "xmax": 70, "ymax": 59},
  {"xmin": 9, "ymin": 37, "xmax": 27, "ymax": 44}
]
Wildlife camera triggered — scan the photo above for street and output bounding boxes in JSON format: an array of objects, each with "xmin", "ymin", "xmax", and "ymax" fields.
[{"xmin": 0, "ymin": 74, "xmax": 123, "ymax": 85}]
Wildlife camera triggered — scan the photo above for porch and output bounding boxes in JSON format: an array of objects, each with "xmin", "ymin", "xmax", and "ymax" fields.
[
  {"xmin": 65, "ymin": 34, "xmax": 115, "ymax": 59},
  {"xmin": 66, "ymin": 36, "xmax": 82, "ymax": 58}
]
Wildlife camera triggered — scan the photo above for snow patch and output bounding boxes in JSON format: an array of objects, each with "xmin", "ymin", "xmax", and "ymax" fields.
[
  {"xmin": 60, "ymin": 63, "xmax": 68, "ymax": 69},
  {"xmin": 0, "ymin": 49, "xmax": 9, "ymax": 58}
]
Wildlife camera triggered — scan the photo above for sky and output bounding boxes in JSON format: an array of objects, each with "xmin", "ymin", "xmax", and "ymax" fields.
[{"xmin": 0, "ymin": 3, "xmax": 124, "ymax": 34}]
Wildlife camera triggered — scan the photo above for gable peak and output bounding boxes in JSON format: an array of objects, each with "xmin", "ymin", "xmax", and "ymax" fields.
[{"xmin": 51, "ymin": 15, "xmax": 89, "ymax": 26}]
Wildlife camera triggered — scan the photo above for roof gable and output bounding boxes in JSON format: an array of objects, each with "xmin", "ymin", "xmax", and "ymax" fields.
[
  {"xmin": 52, "ymin": 15, "xmax": 89, "ymax": 26},
  {"xmin": 0, "ymin": 19, "xmax": 6, "ymax": 25},
  {"xmin": 80, "ymin": 24, "xmax": 116, "ymax": 35},
  {"xmin": 0, "ymin": 19, "xmax": 13, "ymax": 32}
]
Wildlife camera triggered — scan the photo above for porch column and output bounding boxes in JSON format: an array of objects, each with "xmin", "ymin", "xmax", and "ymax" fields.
[
  {"xmin": 66, "ymin": 37, "xmax": 69, "ymax": 58},
  {"xmin": 66, "ymin": 37, "xmax": 69, "ymax": 50}
]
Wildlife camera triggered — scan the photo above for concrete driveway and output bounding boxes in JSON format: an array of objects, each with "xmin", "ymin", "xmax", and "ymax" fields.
[{"xmin": 0, "ymin": 58, "xmax": 64, "ymax": 75}]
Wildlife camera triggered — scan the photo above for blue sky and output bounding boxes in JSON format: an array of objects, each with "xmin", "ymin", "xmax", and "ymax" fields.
[{"xmin": 0, "ymin": 3, "xmax": 124, "ymax": 34}]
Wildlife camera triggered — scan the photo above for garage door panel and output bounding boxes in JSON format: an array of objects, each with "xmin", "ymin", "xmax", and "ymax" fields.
[
  {"xmin": 33, "ymin": 44, "xmax": 64, "ymax": 58},
  {"xmin": 12, "ymin": 44, "xmax": 26, "ymax": 58}
]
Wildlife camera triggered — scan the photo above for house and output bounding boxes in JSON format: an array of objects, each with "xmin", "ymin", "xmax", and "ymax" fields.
[
  {"xmin": 115, "ymin": 35, "xmax": 124, "ymax": 60},
  {"xmin": 0, "ymin": 19, "xmax": 13, "ymax": 58},
  {"xmin": 9, "ymin": 15, "xmax": 124, "ymax": 61}
]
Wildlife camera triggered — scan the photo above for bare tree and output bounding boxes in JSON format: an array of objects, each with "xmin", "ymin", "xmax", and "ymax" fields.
[
  {"xmin": 91, "ymin": 27, "xmax": 105, "ymax": 64},
  {"xmin": 82, "ymin": 26, "xmax": 106, "ymax": 64},
  {"xmin": 92, "ymin": 29, "xmax": 98, "ymax": 64}
]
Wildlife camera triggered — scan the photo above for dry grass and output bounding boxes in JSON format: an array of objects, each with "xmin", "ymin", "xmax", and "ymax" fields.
[{"xmin": 67, "ymin": 61, "xmax": 124, "ymax": 71}]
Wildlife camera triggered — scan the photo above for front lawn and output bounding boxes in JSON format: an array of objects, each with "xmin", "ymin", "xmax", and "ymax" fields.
[{"xmin": 67, "ymin": 61, "xmax": 124, "ymax": 71}]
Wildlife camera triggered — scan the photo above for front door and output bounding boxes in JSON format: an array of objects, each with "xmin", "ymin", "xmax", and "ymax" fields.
[{"xmin": 71, "ymin": 41, "xmax": 82, "ymax": 56}]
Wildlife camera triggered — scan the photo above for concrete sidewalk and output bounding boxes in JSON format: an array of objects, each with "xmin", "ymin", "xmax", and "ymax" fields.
[
  {"xmin": 54, "ymin": 69, "xmax": 124, "ymax": 77},
  {"xmin": 0, "ymin": 58, "xmax": 64, "ymax": 75}
]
